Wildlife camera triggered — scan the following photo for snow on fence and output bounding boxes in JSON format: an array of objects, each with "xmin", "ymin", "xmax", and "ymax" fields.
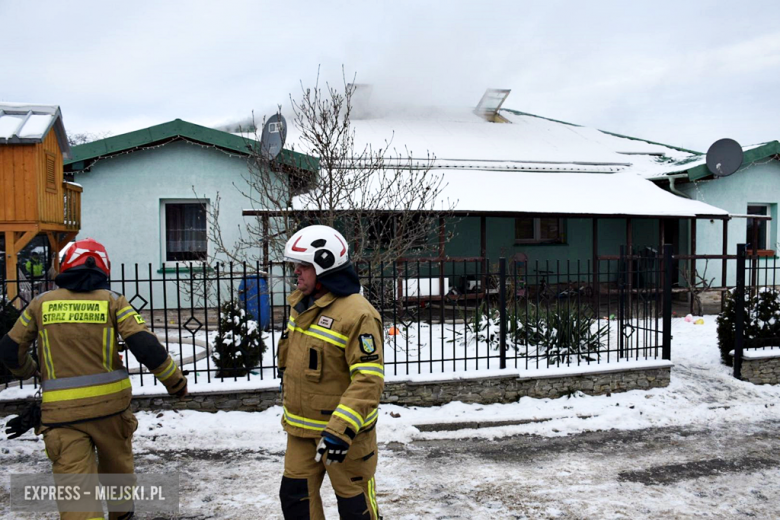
[
  {"xmin": 728, "ymin": 245, "xmax": 780, "ymax": 381},
  {"xmin": 1, "ymin": 253, "xmax": 682, "ymax": 393}
]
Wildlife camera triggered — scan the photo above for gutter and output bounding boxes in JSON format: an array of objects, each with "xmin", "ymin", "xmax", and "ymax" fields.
[{"xmin": 647, "ymin": 173, "xmax": 691, "ymax": 199}]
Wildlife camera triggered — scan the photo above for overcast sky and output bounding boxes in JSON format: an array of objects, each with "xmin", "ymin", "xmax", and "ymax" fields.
[{"xmin": 2, "ymin": 0, "xmax": 779, "ymax": 152}]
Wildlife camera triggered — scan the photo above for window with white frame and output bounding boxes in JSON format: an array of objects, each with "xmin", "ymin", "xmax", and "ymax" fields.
[
  {"xmin": 746, "ymin": 204, "xmax": 774, "ymax": 255},
  {"xmin": 162, "ymin": 201, "xmax": 208, "ymax": 264},
  {"xmin": 514, "ymin": 217, "xmax": 565, "ymax": 244}
]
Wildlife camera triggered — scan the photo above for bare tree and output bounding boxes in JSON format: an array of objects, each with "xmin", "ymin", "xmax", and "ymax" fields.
[
  {"xmin": 68, "ymin": 131, "xmax": 112, "ymax": 147},
  {"xmin": 206, "ymin": 68, "xmax": 456, "ymax": 269}
]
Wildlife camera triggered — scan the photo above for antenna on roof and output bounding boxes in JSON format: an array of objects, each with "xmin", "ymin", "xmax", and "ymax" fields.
[
  {"xmin": 475, "ymin": 89, "xmax": 511, "ymax": 122},
  {"xmin": 706, "ymin": 138, "xmax": 743, "ymax": 177},
  {"xmin": 259, "ymin": 113, "xmax": 287, "ymax": 161}
]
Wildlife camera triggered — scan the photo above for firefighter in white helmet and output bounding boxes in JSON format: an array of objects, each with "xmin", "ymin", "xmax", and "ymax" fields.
[{"xmin": 278, "ymin": 225, "xmax": 384, "ymax": 519}]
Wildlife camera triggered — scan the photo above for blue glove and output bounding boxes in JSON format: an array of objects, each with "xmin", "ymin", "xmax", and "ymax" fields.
[{"xmin": 314, "ymin": 433, "xmax": 349, "ymax": 465}]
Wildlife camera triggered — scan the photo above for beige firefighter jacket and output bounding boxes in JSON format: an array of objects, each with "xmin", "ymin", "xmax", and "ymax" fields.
[
  {"xmin": 278, "ymin": 290, "xmax": 384, "ymax": 446},
  {"xmin": 8, "ymin": 288, "xmax": 185, "ymax": 425}
]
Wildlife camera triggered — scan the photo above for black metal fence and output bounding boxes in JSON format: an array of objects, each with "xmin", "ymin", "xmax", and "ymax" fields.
[
  {"xmin": 0, "ymin": 249, "xmax": 682, "ymax": 391},
  {"xmin": 731, "ymin": 243, "xmax": 780, "ymax": 379}
]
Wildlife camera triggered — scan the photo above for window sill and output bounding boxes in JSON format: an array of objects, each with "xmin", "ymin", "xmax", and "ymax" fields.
[{"xmin": 747, "ymin": 250, "xmax": 776, "ymax": 258}]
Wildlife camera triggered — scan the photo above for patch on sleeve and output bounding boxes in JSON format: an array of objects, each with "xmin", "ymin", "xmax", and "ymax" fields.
[
  {"xmin": 360, "ymin": 354, "xmax": 379, "ymax": 362},
  {"xmin": 359, "ymin": 334, "xmax": 376, "ymax": 355},
  {"xmin": 134, "ymin": 314, "xmax": 146, "ymax": 325},
  {"xmin": 317, "ymin": 315, "xmax": 334, "ymax": 329}
]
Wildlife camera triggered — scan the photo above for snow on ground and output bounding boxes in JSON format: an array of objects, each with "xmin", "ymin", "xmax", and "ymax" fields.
[
  {"xmin": 134, "ymin": 316, "xmax": 780, "ymax": 444},
  {"xmin": 3, "ymin": 316, "xmax": 780, "ymax": 518},
  {"xmin": 2, "ymin": 315, "xmax": 777, "ymax": 444}
]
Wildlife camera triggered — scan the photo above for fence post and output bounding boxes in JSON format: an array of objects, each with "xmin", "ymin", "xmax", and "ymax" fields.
[
  {"xmin": 618, "ymin": 246, "xmax": 625, "ymax": 358},
  {"xmin": 734, "ymin": 243, "xmax": 746, "ymax": 380},
  {"xmin": 662, "ymin": 244, "xmax": 673, "ymax": 360},
  {"xmin": 499, "ymin": 257, "xmax": 507, "ymax": 369}
]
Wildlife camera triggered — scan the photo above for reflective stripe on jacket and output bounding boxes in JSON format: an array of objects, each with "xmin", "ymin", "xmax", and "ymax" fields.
[
  {"xmin": 7, "ymin": 288, "xmax": 182, "ymax": 425},
  {"xmin": 278, "ymin": 290, "xmax": 384, "ymax": 446}
]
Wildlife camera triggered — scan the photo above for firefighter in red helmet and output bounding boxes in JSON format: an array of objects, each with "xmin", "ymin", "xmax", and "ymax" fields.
[{"xmin": 1, "ymin": 238, "xmax": 187, "ymax": 519}]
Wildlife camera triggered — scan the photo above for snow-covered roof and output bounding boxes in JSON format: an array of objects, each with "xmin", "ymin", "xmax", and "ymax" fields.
[
  {"xmin": 270, "ymin": 105, "xmax": 727, "ymax": 218},
  {"xmin": 285, "ymin": 168, "xmax": 728, "ymax": 218},
  {"xmin": 649, "ymin": 141, "xmax": 780, "ymax": 181},
  {"xmin": 283, "ymin": 106, "xmax": 700, "ymax": 177},
  {"xmin": 0, "ymin": 102, "xmax": 71, "ymax": 158}
]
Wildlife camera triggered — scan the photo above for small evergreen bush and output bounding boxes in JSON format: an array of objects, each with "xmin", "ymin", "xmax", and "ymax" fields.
[
  {"xmin": 463, "ymin": 303, "xmax": 609, "ymax": 366},
  {"xmin": 717, "ymin": 288, "xmax": 780, "ymax": 366},
  {"xmin": 524, "ymin": 306, "xmax": 609, "ymax": 366},
  {"xmin": 212, "ymin": 300, "xmax": 266, "ymax": 378}
]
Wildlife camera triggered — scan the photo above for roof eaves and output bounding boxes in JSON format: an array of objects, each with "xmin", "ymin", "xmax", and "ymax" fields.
[
  {"xmin": 52, "ymin": 108, "xmax": 72, "ymax": 159},
  {"xmin": 243, "ymin": 208, "xmax": 730, "ymax": 220},
  {"xmin": 65, "ymin": 119, "xmax": 257, "ymax": 165},
  {"xmin": 686, "ymin": 141, "xmax": 780, "ymax": 181},
  {"xmin": 65, "ymin": 118, "xmax": 317, "ymax": 174},
  {"xmin": 275, "ymin": 148, "xmax": 320, "ymax": 172}
]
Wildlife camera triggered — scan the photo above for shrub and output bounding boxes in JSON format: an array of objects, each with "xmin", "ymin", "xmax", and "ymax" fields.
[
  {"xmin": 530, "ymin": 307, "xmax": 608, "ymax": 365},
  {"xmin": 717, "ymin": 288, "xmax": 780, "ymax": 366},
  {"xmin": 212, "ymin": 300, "xmax": 266, "ymax": 378},
  {"xmin": 514, "ymin": 305, "xmax": 609, "ymax": 366},
  {"xmin": 463, "ymin": 302, "xmax": 609, "ymax": 366}
]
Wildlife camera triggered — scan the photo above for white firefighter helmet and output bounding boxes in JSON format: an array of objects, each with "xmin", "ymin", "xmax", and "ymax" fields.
[{"xmin": 284, "ymin": 225, "xmax": 350, "ymax": 276}]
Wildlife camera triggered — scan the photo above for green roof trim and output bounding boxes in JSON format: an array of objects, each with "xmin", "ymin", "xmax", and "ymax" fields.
[
  {"xmin": 685, "ymin": 141, "xmax": 780, "ymax": 181},
  {"xmin": 64, "ymin": 118, "xmax": 316, "ymax": 172},
  {"xmin": 500, "ymin": 108, "xmax": 702, "ymax": 155}
]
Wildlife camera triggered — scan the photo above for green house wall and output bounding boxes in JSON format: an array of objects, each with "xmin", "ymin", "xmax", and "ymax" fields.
[
  {"xmin": 437, "ymin": 215, "xmax": 662, "ymax": 283},
  {"xmin": 74, "ymin": 140, "xmax": 286, "ymax": 307},
  {"xmin": 445, "ymin": 216, "xmax": 660, "ymax": 260},
  {"xmin": 678, "ymin": 159, "xmax": 780, "ymax": 286}
]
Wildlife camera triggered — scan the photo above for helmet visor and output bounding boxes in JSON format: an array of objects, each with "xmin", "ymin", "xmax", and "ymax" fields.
[{"xmin": 284, "ymin": 256, "xmax": 314, "ymax": 266}]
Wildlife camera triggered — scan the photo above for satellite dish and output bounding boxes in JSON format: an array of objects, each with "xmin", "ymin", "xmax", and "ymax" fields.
[
  {"xmin": 706, "ymin": 138, "xmax": 743, "ymax": 177},
  {"xmin": 259, "ymin": 113, "xmax": 287, "ymax": 161}
]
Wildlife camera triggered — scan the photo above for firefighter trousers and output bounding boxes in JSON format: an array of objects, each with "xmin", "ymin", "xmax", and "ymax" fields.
[
  {"xmin": 280, "ymin": 428, "xmax": 379, "ymax": 519},
  {"xmin": 41, "ymin": 408, "xmax": 138, "ymax": 520}
]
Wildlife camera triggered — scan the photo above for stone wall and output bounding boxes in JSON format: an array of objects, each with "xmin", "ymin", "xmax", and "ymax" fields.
[
  {"xmin": 0, "ymin": 366, "xmax": 670, "ymax": 416},
  {"xmin": 740, "ymin": 357, "xmax": 780, "ymax": 385},
  {"xmin": 385, "ymin": 367, "xmax": 671, "ymax": 406}
]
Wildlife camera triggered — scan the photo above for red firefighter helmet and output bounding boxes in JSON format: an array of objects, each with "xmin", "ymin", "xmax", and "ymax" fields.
[{"xmin": 60, "ymin": 238, "xmax": 111, "ymax": 276}]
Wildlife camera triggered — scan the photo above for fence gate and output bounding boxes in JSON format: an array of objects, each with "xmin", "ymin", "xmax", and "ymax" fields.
[{"xmin": 595, "ymin": 245, "xmax": 673, "ymax": 364}]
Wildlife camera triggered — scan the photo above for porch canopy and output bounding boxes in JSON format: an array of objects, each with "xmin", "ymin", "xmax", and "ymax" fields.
[
  {"xmin": 244, "ymin": 169, "xmax": 730, "ymax": 264},
  {"xmin": 248, "ymin": 169, "xmax": 728, "ymax": 218},
  {"xmin": 316, "ymin": 169, "xmax": 728, "ymax": 218}
]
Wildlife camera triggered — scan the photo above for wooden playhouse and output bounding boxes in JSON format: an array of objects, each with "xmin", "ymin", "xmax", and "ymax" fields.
[{"xmin": 0, "ymin": 103, "xmax": 81, "ymax": 302}]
